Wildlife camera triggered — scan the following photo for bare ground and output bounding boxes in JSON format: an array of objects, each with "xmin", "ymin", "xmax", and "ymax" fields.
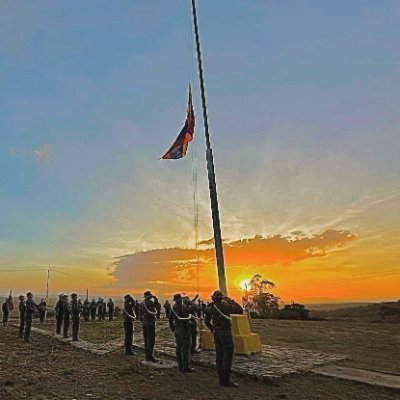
[{"xmin": 0, "ymin": 324, "xmax": 399, "ymax": 400}]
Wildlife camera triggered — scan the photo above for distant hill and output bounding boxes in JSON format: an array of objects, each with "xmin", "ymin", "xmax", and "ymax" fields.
[
  {"xmin": 306, "ymin": 302, "xmax": 375, "ymax": 311},
  {"xmin": 309, "ymin": 301, "xmax": 400, "ymax": 322}
]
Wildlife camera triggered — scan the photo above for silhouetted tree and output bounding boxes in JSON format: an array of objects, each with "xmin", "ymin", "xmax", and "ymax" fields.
[{"xmin": 243, "ymin": 274, "xmax": 280, "ymax": 318}]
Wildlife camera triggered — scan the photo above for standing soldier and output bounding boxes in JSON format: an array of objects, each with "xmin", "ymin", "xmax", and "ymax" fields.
[
  {"xmin": 2, "ymin": 298, "xmax": 10, "ymax": 326},
  {"xmin": 184, "ymin": 295, "xmax": 200, "ymax": 354},
  {"xmin": 163, "ymin": 300, "xmax": 171, "ymax": 319},
  {"xmin": 101, "ymin": 299, "xmax": 107, "ymax": 320},
  {"xmin": 82, "ymin": 298, "xmax": 90, "ymax": 322},
  {"xmin": 96, "ymin": 298, "xmax": 103, "ymax": 321},
  {"xmin": 62, "ymin": 294, "xmax": 71, "ymax": 338},
  {"xmin": 139, "ymin": 291, "xmax": 161, "ymax": 362},
  {"xmin": 122, "ymin": 295, "xmax": 136, "ymax": 356},
  {"xmin": 90, "ymin": 299, "xmax": 97, "ymax": 321},
  {"xmin": 24, "ymin": 292, "xmax": 37, "ymax": 342},
  {"xmin": 38, "ymin": 298, "xmax": 47, "ymax": 323},
  {"xmin": 55, "ymin": 293, "xmax": 64, "ymax": 335},
  {"xmin": 70, "ymin": 293, "xmax": 82, "ymax": 341},
  {"xmin": 204, "ymin": 290, "xmax": 243, "ymax": 387},
  {"xmin": 169, "ymin": 294, "xmax": 195, "ymax": 373},
  {"xmin": 18, "ymin": 295, "xmax": 26, "ymax": 338},
  {"xmin": 107, "ymin": 298, "xmax": 115, "ymax": 321},
  {"xmin": 1, "ymin": 291, "xmax": 13, "ymax": 326}
]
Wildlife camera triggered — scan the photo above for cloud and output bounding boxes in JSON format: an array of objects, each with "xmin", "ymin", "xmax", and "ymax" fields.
[
  {"xmin": 9, "ymin": 144, "xmax": 52, "ymax": 163},
  {"xmin": 110, "ymin": 229, "xmax": 356, "ymax": 295},
  {"xmin": 32, "ymin": 144, "xmax": 52, "ymax": 162}
]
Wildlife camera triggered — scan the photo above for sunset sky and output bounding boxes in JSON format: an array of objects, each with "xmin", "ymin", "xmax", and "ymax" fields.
[{"xmin": 0, "ymin": 1, "xmax": 399, "ymax": 303}]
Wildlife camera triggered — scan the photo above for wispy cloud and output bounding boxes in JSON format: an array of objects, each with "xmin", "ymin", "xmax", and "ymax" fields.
[{"xmin": 9, "ymin": 144, "xmax": 52, "ymax": 163}]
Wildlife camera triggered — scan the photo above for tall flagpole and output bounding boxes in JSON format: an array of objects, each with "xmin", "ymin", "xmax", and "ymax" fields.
[{"xmin": 191, "ymin": 0, "xmax": 228, "ymax": 295}]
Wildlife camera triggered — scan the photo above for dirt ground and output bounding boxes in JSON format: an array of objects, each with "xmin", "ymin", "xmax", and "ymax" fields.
[
  {"xmin": 0, "ymin": 325, "xmax": 398, "ymax": 400},
  {"xmin": 252, "ymin": 319, "xmax": 400, "ymax": 374}
]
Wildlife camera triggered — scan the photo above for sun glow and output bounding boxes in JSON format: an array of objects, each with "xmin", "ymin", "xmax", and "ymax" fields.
[{"xmin": 239, "ymin": 279, "xmax": 251, "ymax": 291}]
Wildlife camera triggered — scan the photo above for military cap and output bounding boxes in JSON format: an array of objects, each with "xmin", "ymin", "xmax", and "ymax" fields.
[
  {"xmin": 71, "ymin": 293, "xmax": 77, "ymax": 298},
  {"xmin": 18, "ymin": 295, "xmax": 24, "ymax": 300},
  {"xmin": 211, "ymin": 290, "xmax": 224, "ymax": 299},
  {"xmin": 143, "ymin": 290, "xmax": 152, "ymax": 298},
  {"xmin": 173, "ymin": 293, "xmax": 182, "ymax": 301},
  {"xmin": 124, "ymin": 294, "xmax": 132, "ymax": 301},
  {"xmin": 26, "ymin": 291, "xmax": 33, "ymax": 297}
]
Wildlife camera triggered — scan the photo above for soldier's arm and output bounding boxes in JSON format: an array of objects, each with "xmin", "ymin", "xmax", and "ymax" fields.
[
  {"xmin": 168, "ymin": 308, "xmax": 175, "ymax": 332},
  {"xmin": 230, "ymin": 300, "xmax": 243, "ymax": 315},
  {"xmin": 204, "ymin": 306, "xmax": 214, "ymax": 332}
]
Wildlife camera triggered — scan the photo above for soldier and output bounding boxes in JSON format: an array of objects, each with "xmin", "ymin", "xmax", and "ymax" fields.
[
  {"xmin": 123, "ymin": 295, "xmax": 136, "ymax": 356},
  {"xmin": 204, "ymin": 290, "xmax": 243, "ymax": 387},
  {"xmin": 24, "ymin": 292, "xmax": 37, "ymax": 342},
  {"xmin": 97, "ymin": 298, "xmax": 103, "ymax": 321},
  {"xmin": 38, "ymin": 298, "xmax": 47, "ymax": 323},
  {"xmin": 184, "ymin": 294, "xmax": 200, "ymax": 354},
  {"xmin": 139, "ymin": 291, "xmax": 161, "ymax": 362},
  {"xmin": 2, "ymin": 298, "xmax": 10, "ymax": 326},
  {"xmin": 82, "ymin": 298, "xmax": 90, "ymax": 322},
  {"xmin": 18, "ymin": 295, "xmax": 26, "ymax": 338},
  {"xmin": 163, "ymin": 300, "xmax": 171, "ymax": 319},
  {"xmin": 62, "ymin": 294, "xmax": 71, "ymax": 338},
  {"xmin": 90, "ymin": 299, "xmax": 97, "ymax": 321},
  {"xmin": 107, "ymin": 298, "xmax": 115, "ymax": 321},
  {"xmin": 55, "ymin": 293, "xmax": 64, "ymax": 335},
  {"xmin": 169, "ymin": 294, "xmax": 195, "ymax": 373},
  {"xmin": 70, "ymin": 293, "xmax": 82, "ymax": 341},
  {"xmin": 101, "ymin": 299, "xmax": 107, "ymax": 320}
]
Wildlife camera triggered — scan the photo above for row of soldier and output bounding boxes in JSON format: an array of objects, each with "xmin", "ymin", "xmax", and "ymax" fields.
[
  {"xmin": 3, "ymin": 288, "xmax": 244, "ymax": 387},
  {"xmin": 123, "ymin": 289, "xmax": 243, "ymax": 387}
]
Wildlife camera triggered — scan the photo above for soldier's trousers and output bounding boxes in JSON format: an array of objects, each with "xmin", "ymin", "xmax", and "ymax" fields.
[
  {"xmin": 19, "ymin": 315, "xmax": 25, "ymax": 337},
  {"xmin": 213, "ymin": 328, "xmax": 234, "ymax": 385},
  {"xmin": 72, "ymin": 317, "xmax": 80, "ymax": 340},
  {"xmin": 56, "ymin": 314, "xmax": 63, "ymax": 334},
  {"xmin": 90, "ymin": 310, "xmax": 96, "ymax": 321},
  {"xmin": 63, "ymin": 317, "xmax": 70, "ymax": 337},
  {"xmin": 124, "ymin": 319, "xmax": 134, "ymax": 352},
  {"xmin": 109, "ymin": 310, "xmax": 114, "ymax": 321},
  {"xmin": 174, "ymin": 326, "xmax": 192, "ymax": 371},
  {"xmin": 190, "ymin": 321, "xmax": 197, "ymax": 352},
  {"xmin": 2, "ymin": 312, "xmax": 9, "ymax": 326},
  {"xmin": 39, "ymin": 311, "xmax": 45, "ymax": 323},
  {"xmin": 24, "ymin": 316, "xmax": 33, "ymax": 340},
  {"xmin": 142, "ymin": 320, "xmax": 156, "ymax": 360}
]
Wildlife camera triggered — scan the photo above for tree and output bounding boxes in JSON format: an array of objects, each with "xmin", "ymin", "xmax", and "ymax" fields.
[{"xmin": 244, "ymin": 274, "xmax": 280, "ymax": 318}]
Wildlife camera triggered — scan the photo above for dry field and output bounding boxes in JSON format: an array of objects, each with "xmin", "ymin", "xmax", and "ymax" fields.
[{"xmin": 0, "ymin": 317, "xmax": 399, "ymax": 399}]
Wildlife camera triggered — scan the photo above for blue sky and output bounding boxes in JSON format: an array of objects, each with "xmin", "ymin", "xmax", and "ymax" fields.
[{"xmin": 0, "ymin": 1, "xmax": 399, "ymax": 300}]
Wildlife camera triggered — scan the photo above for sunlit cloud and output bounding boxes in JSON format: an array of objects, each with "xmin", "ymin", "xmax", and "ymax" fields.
[{"xmin": 110, "ymin": 229, "xmax": 356, "ymax": 296}]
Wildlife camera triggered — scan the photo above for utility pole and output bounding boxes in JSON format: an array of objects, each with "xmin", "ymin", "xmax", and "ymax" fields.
[{"xmin": 46, "ymin": 267, "xmax": 51, "ymax": 301}]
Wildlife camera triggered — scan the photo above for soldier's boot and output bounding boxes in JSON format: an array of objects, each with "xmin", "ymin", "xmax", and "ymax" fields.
[{"xmin": 124, "ymin": 347, "xmax": 135, "ymax": 356}]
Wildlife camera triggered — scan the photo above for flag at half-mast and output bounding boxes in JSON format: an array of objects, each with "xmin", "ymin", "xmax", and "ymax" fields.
[{"xmin": 161, "ymin": 85, "xmax": 195, "ymax": 159}]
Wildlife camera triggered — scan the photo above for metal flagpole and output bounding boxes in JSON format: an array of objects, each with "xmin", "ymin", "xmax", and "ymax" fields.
[{"xmin": 191, "ymin": 0, "xmax": 228, "ymax": 295}]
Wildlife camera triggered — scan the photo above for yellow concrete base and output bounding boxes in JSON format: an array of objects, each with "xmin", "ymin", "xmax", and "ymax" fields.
[
  {"xmin": 233, "ymin": 332, "xmax": 262, "ymax": 354},
  {"xmin": 200, "ymin": 329, "xmax": 215, "ymax": 350},
  {"xmin": 199, "ymin": 314, "xmax": 262, "ymax": 355}
]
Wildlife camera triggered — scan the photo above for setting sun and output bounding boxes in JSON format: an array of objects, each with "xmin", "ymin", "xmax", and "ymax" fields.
[{"xmin": 239, "ymin": 279, "xmax": 251, "ymax": 291}]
